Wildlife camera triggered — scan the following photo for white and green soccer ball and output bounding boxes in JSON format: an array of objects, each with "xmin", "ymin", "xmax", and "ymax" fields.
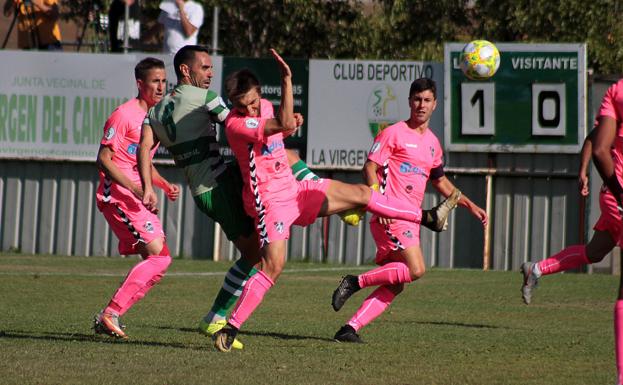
[{"xmin": 460, "ymin": 40, "xmax": 500, "ymax": 80}]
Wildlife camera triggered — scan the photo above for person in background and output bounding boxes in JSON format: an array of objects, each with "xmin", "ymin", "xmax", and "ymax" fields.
[
  {"xmin": 108, "ymin": 0, "xmax": 141, "ymax": 52},
  {"xmin": 157, "ymin": 0, "xmax": 203, "ymax": 55},
  {"xmin": 3, "ymin": 0, "xmax": 62, "ymax": 50}
]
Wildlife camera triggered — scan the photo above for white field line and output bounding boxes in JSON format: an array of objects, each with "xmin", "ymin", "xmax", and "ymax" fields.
[{"xmin": 0, "ymin": 266, "xmax": 369, "ymax": 278}]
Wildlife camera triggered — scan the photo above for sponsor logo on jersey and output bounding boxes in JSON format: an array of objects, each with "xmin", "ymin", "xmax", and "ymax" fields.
[
  {"xmin": 274, "ymin": 221, "xmax": 284, "ymax": 234},
  {"xmin": 405, "ymin": 143, "xmax": 418, "ymax": 149},
  {"xmin": 261, "ymin": 141, "xmax": 284, "ymax": 155},
  {"xmin": 399, "ymin": 162, "xmax": 426, "ymax": 177},
  {"xmin": 144, "ymin": 221, "xmax": 154, "ymax": 233},
  {"xmin": 127, "ymin": 143, "xmax": 138, "ymax": 155},
  {"xmin": 245, "ymin": 118, "xmax": 260, "ymax": 129},
  {"xmin": 402, "ymin": 230, "xmax": 413, "ymax": 239},
  {"xmin": 405, "ymin": 185, "xmax": 413, "ymax": 194},
  {"xmin": 370, "ymin": 141, "xmax": 381, "ymax": 154},
  {"xmin": 105, "ymin": 126, "xmax": 115, "ymax": 140}
]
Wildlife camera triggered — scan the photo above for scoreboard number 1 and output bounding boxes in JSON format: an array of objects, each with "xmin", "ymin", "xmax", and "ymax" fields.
[{"xmin": 461, "ymin": 83, "xmax": 495, "ymax": 135}]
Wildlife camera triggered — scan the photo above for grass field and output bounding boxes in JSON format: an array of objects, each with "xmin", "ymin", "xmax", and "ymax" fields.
[{"xmin": 0, "ymin": 254, "xmax": 618, "ymax": 385}]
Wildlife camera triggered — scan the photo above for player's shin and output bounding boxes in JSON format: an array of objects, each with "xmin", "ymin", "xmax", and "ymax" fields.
[
  {"xmin": 536, "ymin": 245, "xmax": 589, "ymax": 276},
  {"xmin": 616, "ymin": 300, "xmax": 623, "ymax": 385},
  {"xmin": 358, "ymin": 262, "xmax": 413, "ymax": 288},
  {"xmin": 202, "ymin": 258, "xmax": 258, "ymax": 324},
  {"xmin": 348, "ymin": 286, "xmax": 397, "ymax": 331},
  {"xmin": 365, "ymin": 190, "xmax": 422, "ymax": 222},
  {"xmin": 228, "ymin": 270, "xmax": 274, "ymax": 329}
]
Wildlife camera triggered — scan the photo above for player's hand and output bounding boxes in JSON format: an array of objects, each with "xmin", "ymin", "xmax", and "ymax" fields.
[
  {"xmin": 143, "ymin": 187, "xmax": 159, "ymax": 214},
  {"xmin": 578, "ymin": 173, "xmax": 589, "ymax": 196},
  {"xmin": 379, "ymin": 217, "xmax": 393, "ymax": 225},
  {"xmin": 166, "ymin": 184, "xmax": 180, "ymax": 201},
  {"xmin": 270, "ymin": 49, "xmax": 292, "ymax": 79},
  {"xmin": 293, "ymin": 113, "xmax": 304, "ymax": 127},
  {"xmin": 470, "ymin": 205, "xmax": 488, "ymax": 226},
  {"xmin": 175, "ymin": 0, "xmax": 185, "ymax": 9}
]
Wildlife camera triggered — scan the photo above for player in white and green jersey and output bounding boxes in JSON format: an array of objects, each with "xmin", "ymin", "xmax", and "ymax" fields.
[{"xmin": 138, "ymin": 45, "xmax": 318, "ymax": 349}]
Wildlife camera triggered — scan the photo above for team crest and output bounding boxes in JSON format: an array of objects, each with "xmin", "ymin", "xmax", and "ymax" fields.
[
  {"xmin": 144, "ymin": 221, "xmax": 154, "ymax": 233},
  {"xmin": 245, "ymin": 118, "xmax": 259, "ymax": 129},
  {"xmin": 430, "ymin": 146, "xmax": 435, "ymax": 158},
  {"xmin": 402, "ymin": 230, "xmax": 413, "ymax": 239},
  {"xmin": 105, "ymin": 126, "xmax": 115, "ymax": 140},
  {"xmin": 405, "ymin": 185, "xmax": 413, "ymax": 194},
  {"xmin": 274, "ymin": 221, "xmax": 284, "ymax": 234}
]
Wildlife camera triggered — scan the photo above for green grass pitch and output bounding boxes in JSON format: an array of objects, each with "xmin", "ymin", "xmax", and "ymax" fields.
[{"xmin": 0, "ymin": 254, "xmax": 617, "ymax": 385}]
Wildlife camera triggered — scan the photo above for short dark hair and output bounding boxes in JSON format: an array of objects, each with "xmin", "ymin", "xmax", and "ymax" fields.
[
  {"xmin": 409, "ymin": 78, "xmax": 437, "ymax": 99},
  {"xmin": 225, "ymin": 69, "xmax": 261, "ymax": 103},
  {"xmin": 173, "ymin": 45, "xmax": 211, "ymax": 80},
  {"xmin": 134, "ymin": 57, "xmax": 165, "ymax": 81}
]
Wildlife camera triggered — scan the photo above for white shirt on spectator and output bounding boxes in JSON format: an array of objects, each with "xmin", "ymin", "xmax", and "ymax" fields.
[{"xmin": 158, "ymin": 1, "xmax": 204, "ymax": 54}]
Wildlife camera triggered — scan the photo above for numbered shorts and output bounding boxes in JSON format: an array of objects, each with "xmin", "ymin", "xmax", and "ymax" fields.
[
  {"xmin": 370, "ymin": 219, "xmax": 420, "ymax": 264},
  {"xmin": 257, "ymin": 179, "xmax": 329, "ymax": 246},
  {"xmin": 97, "ymin": 199, "xmax": 164, "ymax": 255},
  {"xmin": 193, "ymin": 163, "xmax": 255, "ymax": 241},
  {"xmin": 593, "ymin": 186, "xmax": 623, "ymax": 246}
]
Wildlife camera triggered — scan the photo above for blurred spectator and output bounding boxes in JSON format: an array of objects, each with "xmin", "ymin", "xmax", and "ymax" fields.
[
  {"xmin": 2, "ymin": 0, "xmax": 62, "ymax": 50},
  {"xmin": 158, "ymin": 0, "xmax": 203, "ymax": 55},
  {"xmin": 108, "ymin": 0, "xmax": 141, "ymax": 52}
]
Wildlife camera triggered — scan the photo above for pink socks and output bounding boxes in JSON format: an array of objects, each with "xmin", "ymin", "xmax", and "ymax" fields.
[
  {"xmin": 104, "ymin": 253, "xmax": 171, "ymax": 316},
  {"xmin": 366, "ymin": 190, "xmax": 422, "ymax": 223},
  {"xmin": 536, "ymin": 245, "xmax": 589, "ymax": 276},
  {"xmin": 358, "ymin": 262, "xmax": 413, "ymax": 288},
  {"xmin": 229, "ymin": 270, "xmax": 274, "ymax": 329},
  {"xmin": 348, "ymin": 286, "xmax": 397, "ymax": 331},
  {"xmin": 616, "ymin": 300, "xmax": 623, "ymax": 385}
]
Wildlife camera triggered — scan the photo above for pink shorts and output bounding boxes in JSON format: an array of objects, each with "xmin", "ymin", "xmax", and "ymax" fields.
[
  {"xmin": 370, "ymin": 219, "xmax": 420, "ymax": 264},
  {"xmin": 258, "ymin": 179, "xmax": 329, "ymax": 245},
  {"xmin": 593, "ymin": 187, "xmax": 623, "ymax": 246},
  {"xmin": 97, "ymin": 198, "xmax": 164, "ymax": 255}
]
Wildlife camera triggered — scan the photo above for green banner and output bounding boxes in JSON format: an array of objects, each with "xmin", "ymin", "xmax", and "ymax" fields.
[{"xmin": 444, "ymin": 43, "xmax": 586, "ymax": 153}]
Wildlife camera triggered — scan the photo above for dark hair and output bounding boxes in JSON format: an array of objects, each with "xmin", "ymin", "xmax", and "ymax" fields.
[
  {"xmin": 134, "ymin": 57, "xmax": 165, "ymax": 81},
  {"xmin": 409, "ymin": 78, "xmax": 437, "ymax": 99},
  {"xmin": 225, "ymin": 69, "xmax": 261, "ymax": 102},
  {"xmin": 173, "ymin": 45, "xmax": 211, "ymax": 80}
]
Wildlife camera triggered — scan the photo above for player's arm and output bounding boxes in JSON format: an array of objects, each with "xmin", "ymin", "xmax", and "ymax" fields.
[
  {"xmin": 138, "ymin": 122, "xmax": 159, "ymax": 212},
  {"xmin": 97, "ymin": 145, "xmax": 143, "ymax": 199},
  {"xmin": 268, "ymin": 48, "xmax": 298, "ymax": 137},
  {"xmin": 592, "ymin": 115, "xmax": 623, "ymax": 204},
  {"xmin": 175, "ymin": 0, "xmax": 198, "ymax": 37},
  {"xmin": 150, "ymin": 165, "xmax": 180, "ymax": 201},
  {"xmin": 431, "ymin": 176, "xmax": 488, "ymax": 226},
  {"xmin": 578, "ymin": 130, "xmax": 594, "ymax": 197}
]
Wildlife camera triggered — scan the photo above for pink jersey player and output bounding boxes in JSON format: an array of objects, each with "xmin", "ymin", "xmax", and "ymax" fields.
[
  {"xmin": 367, "ymin": 120, "xmax": 444, "ymax": 259},
  {"xmin": 93, "ymin": 58, "xmax": 179, "ymax": 341},
  {"xmin": 330, "ymin": 78, "xmax": 487, "ymax": 344},
  {"xmin": 212, "ymin": 50, "xmax": 462, "ymax": 352},
  {"xmin": 521, "ymin": 79, "xmax": 623, "ymax": 385}
]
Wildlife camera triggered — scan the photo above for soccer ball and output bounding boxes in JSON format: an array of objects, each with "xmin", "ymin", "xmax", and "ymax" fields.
[{"xmin": 460, "ymin": 40, "xmax": 500, "ymax": 80}]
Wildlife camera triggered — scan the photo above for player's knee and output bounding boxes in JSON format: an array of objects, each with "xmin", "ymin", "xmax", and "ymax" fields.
[{"xmin": 409, "ymin": 265, "xmax": 425, "ymax": 281}]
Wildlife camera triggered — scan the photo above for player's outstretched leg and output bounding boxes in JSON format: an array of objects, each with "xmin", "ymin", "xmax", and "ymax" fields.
[
  {"xmin": 422, "ymin": 188, "xmax": 461, "ymax": 232},
  {"xmin": 520, "ymin": 262, "xmax": 539, "ymax": 305}
]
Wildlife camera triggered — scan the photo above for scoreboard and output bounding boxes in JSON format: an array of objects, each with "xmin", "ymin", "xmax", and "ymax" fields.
[{"xmin": 444, "ymin": 43, "xmax": 586, "ymax": 153}]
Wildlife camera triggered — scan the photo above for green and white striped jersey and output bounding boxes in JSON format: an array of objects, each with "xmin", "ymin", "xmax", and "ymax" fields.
[{"xmin": 146, "ymin": 84, "xmax": 229, "ymax": 196}]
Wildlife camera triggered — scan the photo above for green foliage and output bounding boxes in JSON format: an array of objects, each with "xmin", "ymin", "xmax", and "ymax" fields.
[
  {"xmin": 60, "ymin": 0, "xmax": 623, "ymax": 73},
  {"xmin": 0, "ymin": 255, "xmax": 616, "ymax": 385}
]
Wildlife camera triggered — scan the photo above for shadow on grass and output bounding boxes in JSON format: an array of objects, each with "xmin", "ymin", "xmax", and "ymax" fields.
[
  {"xmin": 152, "ymin": 325, "xmax": 334, "ymax": 342},
  {"xmin": 389, "ymin": 320, "xmax": 507, "ymax": 329},
  {"xmin": 0, "ymin": 330, "xmax": 212, "ymax": 351}
]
